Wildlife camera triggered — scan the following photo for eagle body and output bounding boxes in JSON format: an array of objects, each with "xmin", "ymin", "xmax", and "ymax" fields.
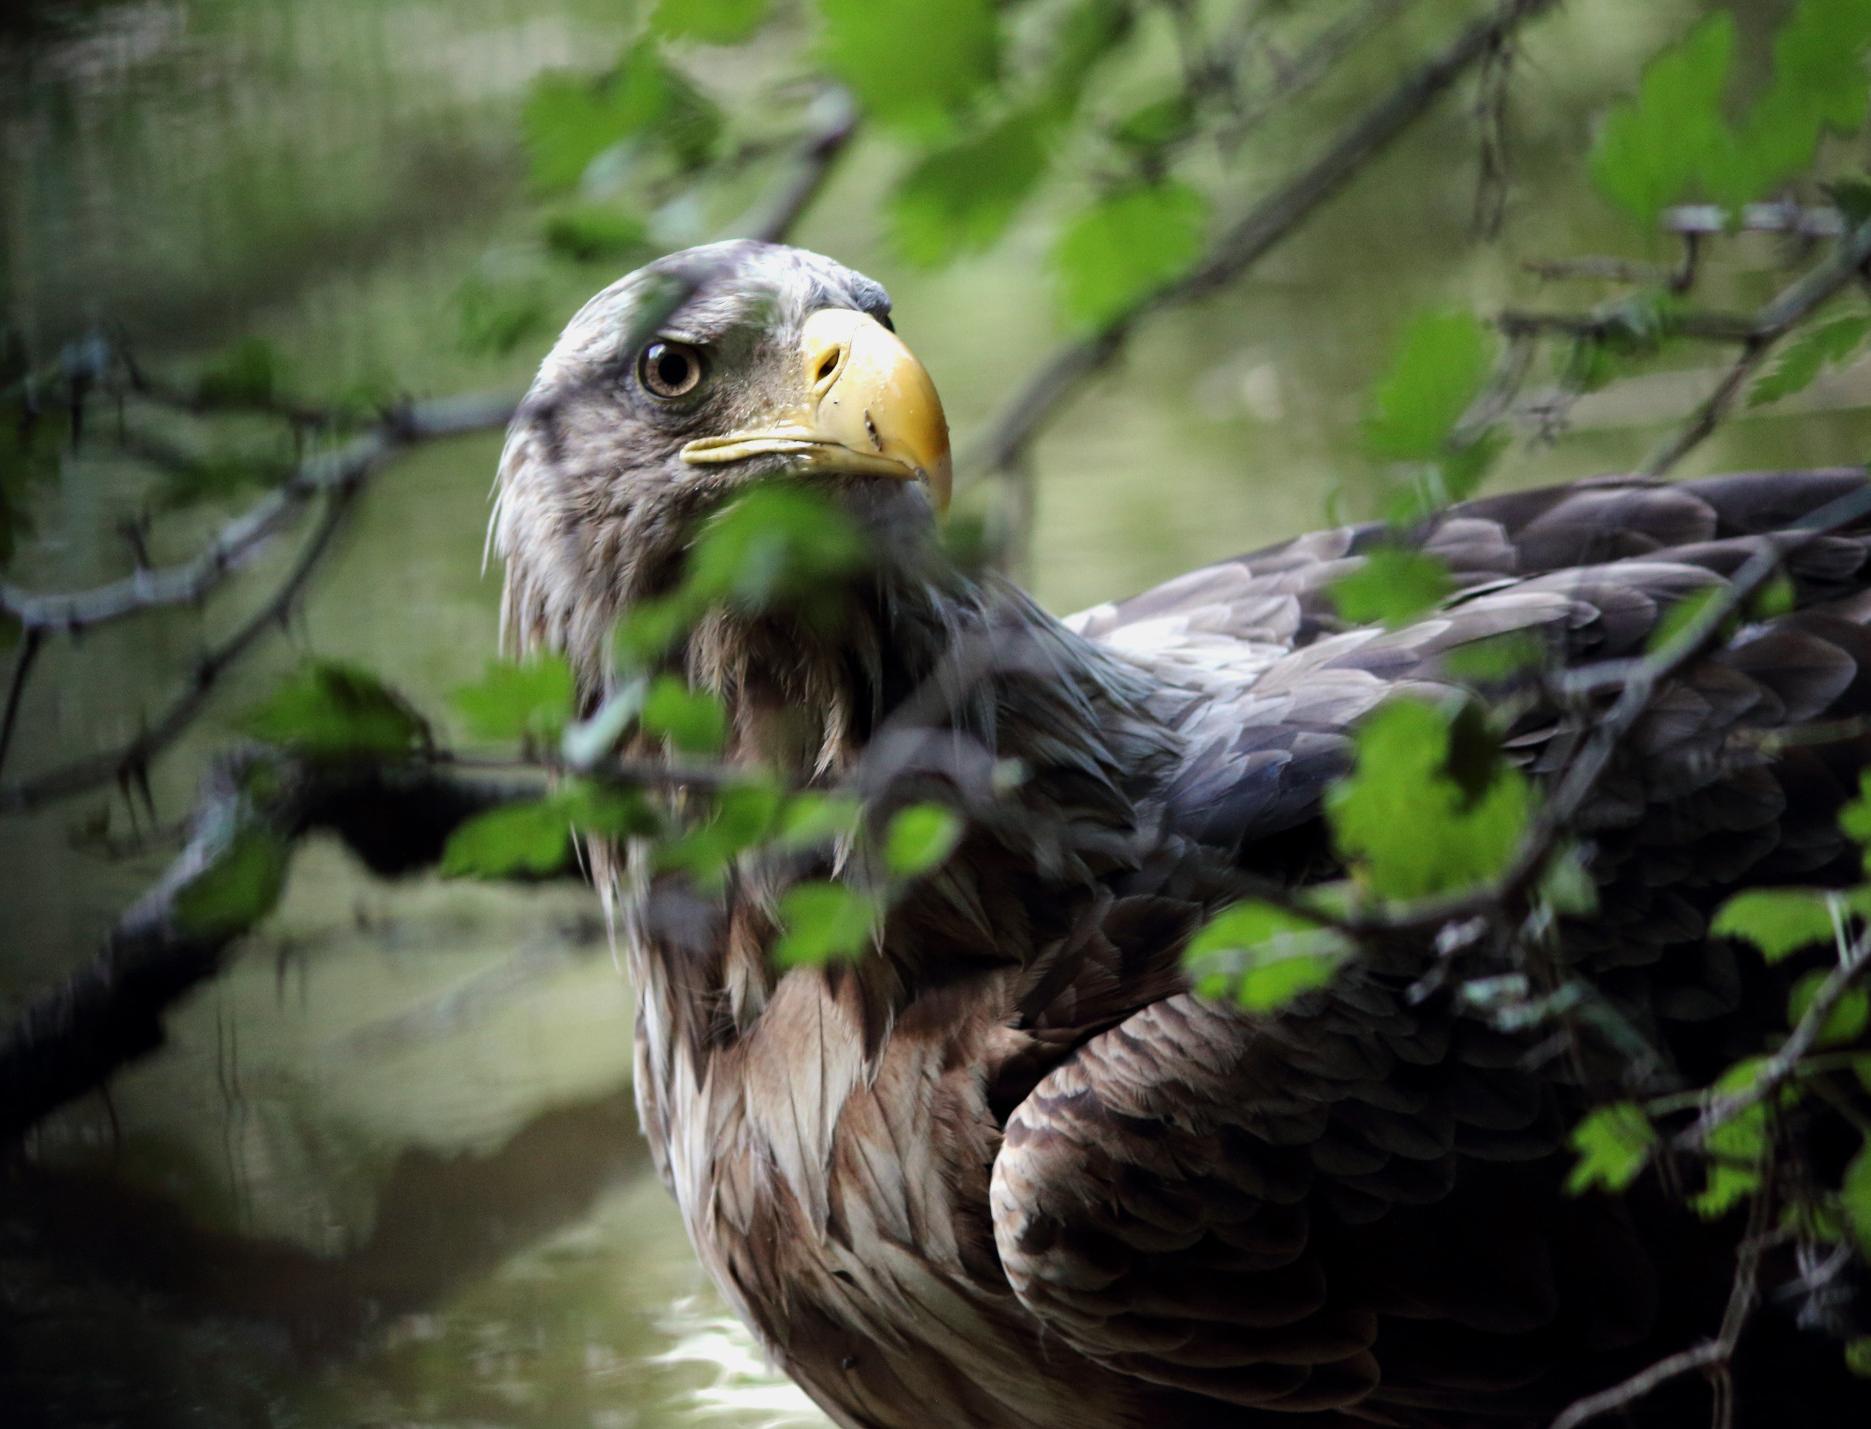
[{"xmin": 493, "ymin": 243, "xmax": 1871, "ymax": 1427}]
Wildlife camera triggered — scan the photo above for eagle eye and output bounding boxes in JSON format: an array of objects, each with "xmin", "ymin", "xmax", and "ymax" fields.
[{"xmin": 639, "ymin": 340, "xmax": 705, "ymax": 399}]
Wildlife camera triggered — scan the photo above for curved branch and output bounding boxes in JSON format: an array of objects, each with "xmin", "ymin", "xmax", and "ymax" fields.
[
  {"xmin": 0, "ymin": 391, "xmax": 518, "ymax": 638},
  {"xmin": 1643, "ymin": 214, "xmax": 1871, "ymax": 478},
  {"xmin": 971, "ymin": 0, "xmax": 1562, "ymax": 491},
  {"xmin": 745, "ymin": 89, "xmax": 858, "ymax": 245},
  {"xmin": 0, "ymin": 753, "xmax": 553, "ymax": 1144},
  {"xmin": 0, "ymin": 488, "xmax": 359, "ymax": 814}
]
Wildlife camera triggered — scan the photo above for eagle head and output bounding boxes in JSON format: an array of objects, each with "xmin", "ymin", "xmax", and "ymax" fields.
[{"xmin": 489, "ymin": 240, "xmax": 952, "ymax": 687}]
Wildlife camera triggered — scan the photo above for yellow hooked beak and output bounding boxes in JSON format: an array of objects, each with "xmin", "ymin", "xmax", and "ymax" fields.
[{"xmin": 679, "ymin": 308, "xmax": 952, "ymax": 514}]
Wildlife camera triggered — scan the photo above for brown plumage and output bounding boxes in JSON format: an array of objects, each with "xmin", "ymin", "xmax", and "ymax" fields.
[{"xmin": 492, "ymin": 242, "xmax": 1871, "ymax": 1426}]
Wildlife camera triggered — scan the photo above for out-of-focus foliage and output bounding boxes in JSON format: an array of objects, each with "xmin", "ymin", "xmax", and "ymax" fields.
[
  {"xmin": 1590, "ymin": 0, "xmax": 1871, "ymax": 226},
  {"xmin": 1327, "ymin": 698, "xmax": 1532, "ymax": 900},
  {"xmin": 242, "ymin": 661, "xmax": 432, "ymax": 761},
  {"xmin": 13, "ymin": 0, "xmax": 1871, "ymax": 1409}
]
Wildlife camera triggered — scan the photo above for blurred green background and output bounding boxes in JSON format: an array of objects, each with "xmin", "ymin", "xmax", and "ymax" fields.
[{"xmin": 2, "ymin": 0, "xmax": 1868, "ymax": 1424}]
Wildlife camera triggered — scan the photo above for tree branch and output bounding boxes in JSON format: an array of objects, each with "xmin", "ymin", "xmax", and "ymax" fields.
[
  {"xmin": 0, "ymin": 753, "xmax": 553, "ymax": 1144},
  {"xmin": 0, "ymin": 487, "xmax": 357, "ymax": 812},
  {"xmin": 971, "ymin": 0, "xmax": 1562, "ymax": 510},
  {"xmin": 0, "ymin": 391, "xmax": 517, "ymax": 638},
  {"xmin": 1639, "ymin": 215, "xmax": 1871, "ymax": 478},
  {"xmin": 744, "ymin": 89, "xmax": 858, "ymax": 245},
  {"xmin": 1321, "ymin": 476, "xmax": 1871, "ymax": 941},
  {"xmin": 1676, "ymin": 928, "xmax": 1871, "ymax": 1152}
]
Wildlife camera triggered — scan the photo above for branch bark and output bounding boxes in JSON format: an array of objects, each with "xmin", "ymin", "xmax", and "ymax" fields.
[
  {"xmin": 0, "ymin": 753, "xmax": 552, "ymax": 1144},
  {"xmin": 0, "ymin": 391, "xmax": 517, "ymax": 638}
]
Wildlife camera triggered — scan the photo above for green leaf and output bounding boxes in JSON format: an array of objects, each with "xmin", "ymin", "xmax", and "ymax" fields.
[
  {"xmin": 642, "ymin": 675, "xmax": 729, "ymax": 755},
  {"xmin": 1751, "ymin": 572, "xmax": 1798, "ymax": 621},
  {"xmin": 1841, "ymin": 771, "xmax": 1871, "ymax": 864},
  {"xmin": 1435, "ymin": 428, "xmax": 1508, "ymax": 507},
  {"xmin": 1750, "ymin": 315, "xmax": 1871, "ymax": 407},
  {"xmin": 1112, "ymin": 93, "xmax": 1198, "ymax": 150},
  {"xmin": 1184, "ymin": 901, "xmax": 1349, "ymax": 1013},
  {"xmin": 196, "ymin": 337, "xmax": 283, "ymax": 407},
  {"xmin": 1446, "ymin": 631, "xmax": 1543, "ymax": 682},
  {"xmin": 567, "ymin": 782, "xmax": 662, "ymax": 839},
  {"xmin": 774, "ymin": 881, "xmax": 878, "ymax": 966},
  {"xmin": 884, "ymin": 803, "xmax": 963, "ymax": 877},
  {"xmin": 1694, "ymin": 1058, "xmax": 1770, "ymax": 1219},
  {"xmin": 656, "ymin": 778, "xmax": 784, "ymax": 886},
  {"xmin": 613, "ymin": 594, "xmax": 695, "ymax": 670},
  {"xmin": 774, "ymin": 791, "xmax": 864, "ymax": 848},
  {"xmin": 1041, "ymin": 0, "xmax": 1130, "ymax": 116},
  {"xmin": 686, "ymin": 485, "xmax": 866, "ymax": 612},
  {"xmin": 1831, "ymin": 175, "xmax": 1871, "ymax": 227},
  {"xmin": 1362, "ymin": 310, "xmax": 1493, "ymax": 463},
  {"xmin": 1848, "ymin": 1336, "xmax": 1871, "ymax": 1378},
  {"xmin": 1841, "ymin": 1137, "xmax": 1871, "ymax": 1255},
  {"xmin": 1053, "ymin": 181, "xmax": 1208, "ymax": 331},
  {"xmin": 441, "ymin": 798, "xmax": 576, "ymax": 879},
  {"xmin": 651, "ymin": 0, "xmax": 768, "ymax": 45},
  {"xmin": 451, "ymin": 656, "xmax": 575, "ymax": 744},
  {"xmin": 455, "ymin": 272, "xmax": 547, "ymax": 357},
  {"xmin": 1645, "ymin": 584, "xmax": 1731, "ymax": 656},
  {"xmin": 1330, "ymin": 549, "xmax": 1451, "ymax": 628},
  {"xmin": 1589, "ymin": 13, "xmax": 1735, "ymax": 229},
  {"xmin": 1539, "ymin": 844, "xmax": 1601, "ymax": 918},
  {"xmin": 889, "ymin": 110, "xmax": 1053, "ymax": 267},
  {"xmin": 544, "ymin": 205, "xmax": 651, "ymax": 263},
  {"xmin": 1565, "ymin": 1103, "xmax": 1656, "ymax": 1195},
  {"xmin": 244, "ymin": 662, "xmax": 429, "ymax": 760},
  {"xmin": 1720, "ymin": 0, "xmax": 1871, "ymax": 205},
  {"xmin": 1713, "ymin": 887, "xmax": 1839, "ymax": 963},
  {"xmin": 440, "ymin": 782, "xmax": 653, "ymax": 880},
  {"xmin": 1327, "ymin": 699, "xmax": 1533, "ymax": 900},
  {"xmin": 1790, "ymin": 970, "xmax": 1871, "ymax": 1047},
  {"xmin": 522, "ymin": 42, "xmax": 720, "ymax": 191},
  {"xmin": 174, "ymin": 824, "xmax": 290, "ymax": 937},
  {"xmin": 819, "ymin": 0, "xmax": 999, "ymax": 134}
]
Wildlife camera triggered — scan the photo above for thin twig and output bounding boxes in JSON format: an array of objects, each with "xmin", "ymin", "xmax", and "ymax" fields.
[
  {"xmin": 0, "ymin": 392, "xmax": 517, "ymax": 637},
  {"xmin": 1663, "ymin": 202, "xmax": 1846, "ymax": 239},
  {"xmin": 744, "ymin": 89, "xmax": 858, "ymax": 245},
  {"xmin": 0, "ymin": 487, "xmax": 356, "ymax": 815},
  {"xmin": 1324, "ymin": 477, "xmax": 1871, "ymax": 940},
  {"xmin": 1641, "ymin": 215, "xmax": 1871, "ymax": 477},
  {"xmin": 0, "ymin": 628, "xmax": 43, "ymax": 779},
  {"xmin": 1677, "ymin": 929, "xmax": 1871, "ymax": 1152},
  {"xmin": 1218, "ymin": 0, "xmax": 1412, "ymax": 153},
  {"xmin": 971, "ymin": 0, "xmax": 1563, "ymax": 547},
  {"xmin": 1497, "ymin": 308, "xmax": 1757, "ymax": 343},
  {"xmin": 1550, "ymin": 1187, "xmax": 1777, "ymax": 1429}
]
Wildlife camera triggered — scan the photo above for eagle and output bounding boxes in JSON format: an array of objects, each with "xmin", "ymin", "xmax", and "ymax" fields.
[{"xmin": 490, "ymin": 241, "xmax": 1871, "ymax": 1427}]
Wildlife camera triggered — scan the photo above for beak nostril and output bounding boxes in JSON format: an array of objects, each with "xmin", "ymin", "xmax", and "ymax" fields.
[{"xmin": 816, "ymin": 350, "xmax": 841, "ymax": 385}]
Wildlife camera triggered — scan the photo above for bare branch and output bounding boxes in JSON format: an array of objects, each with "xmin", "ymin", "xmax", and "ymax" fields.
[
  {"xmin": 742, "ymin": 89, "xmax": 858, "ymax": 245},
  {"xmin": 1677, "ymin": 929, "xmax": 1871, "ymax": 1152},
  {"xmin": 1325, "ymin": 476, "xmax": 1871, "ymax": 941},
  {"xmin": 1550, "ymin": 1190, "xmax": 1777, "ymax": 1429},
  {"xmin": 1663, "ymin": 202, "xmax": 1846, "ymax": 239},
  {"xmin": 1642, "ymin": 215, "xmax": 1871, "ymax": 477},
  {"xmin": 971, "ymin": 0, "xmax": 1563, "ymax": 555},
  {"xmin": 0, "ymin": 391, "xmax": 517, "ymax": 638},
  {"xmin": 0, "ymin": 753, "xmax": 552, "ymax": 1144},
  {"xmin": 0, "ymin": 628, "xmax": 42, "ymax": 778},
  {"xmin": 1497, "ymin": 308, "xmax": 1758, "ymax": 343},
  {"xmin": 0, "ymin": 488, "xmax": 356, "ymax": 814}
]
